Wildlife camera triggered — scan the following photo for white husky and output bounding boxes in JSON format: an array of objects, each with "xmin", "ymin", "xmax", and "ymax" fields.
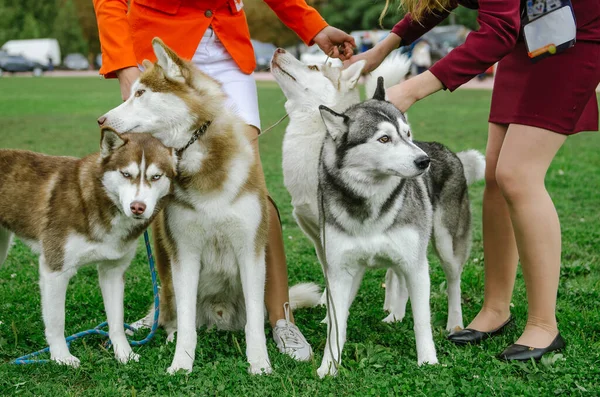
[{"xmin": 271, "ymin": 51, "xmax": 485, "ymax": 377}]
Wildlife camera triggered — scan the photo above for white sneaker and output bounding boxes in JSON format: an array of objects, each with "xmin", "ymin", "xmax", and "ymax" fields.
[{"xmin": 272, "ymin": 303, "xmax": 313, "ymax": 361}]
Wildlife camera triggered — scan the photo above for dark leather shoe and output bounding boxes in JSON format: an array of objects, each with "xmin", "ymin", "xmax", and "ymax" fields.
[
  {"xmin": 447, "ymin": 316, "xmax": 514, "ymax": 345},
  {"xmin": 497, "ymin": 333, "xmax": 565, "ymax": 361}
]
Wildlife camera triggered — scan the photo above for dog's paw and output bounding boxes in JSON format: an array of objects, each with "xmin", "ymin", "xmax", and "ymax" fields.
[
  {"xmin": 167, "ymin": 360, "xmax": 193, "ymax": 375},
  {"xmin": 115, "ymin": 350, "xmax": 140, "ymax": 364},
  {"xmin": 446, "ymin": 320, "xmax": 464, "ymax": 333},
  {"xmin": 317, "ymin": 363, "xmax": 338, "ymax": 379},
  {"xmin": 166, "ymin": 331, "xmax": 176, "ymax": 344},
  {"xmin": 248, "ymin": 359, "xmax": 272, "ymax": 375},
  {"xmin": 382, "ymin": 312, "xmax": 404, "ymax": 324},
  {"xmin": 52, "ymin": 354, "xmax": 81, "ymax": 368},
  {"xmin": 417, "ymin": 355, "xmax": 438, "ymax": 366}
]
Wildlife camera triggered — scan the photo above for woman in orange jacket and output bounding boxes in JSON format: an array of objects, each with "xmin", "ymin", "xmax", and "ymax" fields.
[{"xmin": 93, "ymin": 0, "xmax": 354, "ymax": 361}]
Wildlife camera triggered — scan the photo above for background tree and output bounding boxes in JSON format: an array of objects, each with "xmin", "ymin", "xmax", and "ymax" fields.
[{"xmin": 53, "ymin": 0, "xmax": 88, "ymax": 57}]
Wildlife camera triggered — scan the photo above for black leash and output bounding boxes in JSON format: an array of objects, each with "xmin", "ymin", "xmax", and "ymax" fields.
[{"xmin": 175, "ymin": 120, "xmax": 212, "ymax": 158}]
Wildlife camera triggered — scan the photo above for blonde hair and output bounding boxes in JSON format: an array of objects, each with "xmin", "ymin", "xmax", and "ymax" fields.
[{"xmin": 380, "ymin": 0, "xmax": 454, "ymax": 26}]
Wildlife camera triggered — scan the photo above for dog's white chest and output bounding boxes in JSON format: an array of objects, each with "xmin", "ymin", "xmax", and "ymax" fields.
[
  {"xmin": 329, "ymin": 226, "xmax": 423, "ymax": 270},
  {"xmin": 62, "ymin": 219, "xmax": 139, "ymax": 268}
]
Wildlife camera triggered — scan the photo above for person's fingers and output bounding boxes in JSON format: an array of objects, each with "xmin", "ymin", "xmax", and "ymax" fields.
[
  {"xmin": 343, "ymin": 43, "xmax": 354, "ymax": 59},
  {"xmin": 328, "ymin": 46, "xmax": 340, "ymax": 59},
  {"xmin": 346, "ymin": 36, "xmax": 357, "ymax": 48}
]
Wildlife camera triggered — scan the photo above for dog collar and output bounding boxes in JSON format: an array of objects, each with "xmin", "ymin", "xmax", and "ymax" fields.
[{"xmin": 175, "ymin": 120, "xmax": 212, "ymax": 158}]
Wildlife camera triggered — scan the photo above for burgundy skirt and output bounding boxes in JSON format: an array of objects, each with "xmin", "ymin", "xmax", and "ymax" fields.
[{"xmin": 489, "ymin": 41, "xmax": 600, "ymax": 135}]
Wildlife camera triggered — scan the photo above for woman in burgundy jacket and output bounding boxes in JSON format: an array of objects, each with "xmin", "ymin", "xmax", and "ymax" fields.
[{"xmin": 348, "ymin": 0, "xmax": 600, "ymax": 361}]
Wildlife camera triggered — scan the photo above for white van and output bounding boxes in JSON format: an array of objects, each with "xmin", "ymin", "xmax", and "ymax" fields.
[{"xmin": 1, "ymin": 39, "xmax": 61, "ymax": 67}]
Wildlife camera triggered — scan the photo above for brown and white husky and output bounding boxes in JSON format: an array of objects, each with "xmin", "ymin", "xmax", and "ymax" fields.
[
  {"xmin": 98, "ymin": 39, "xmax": 312, "ymax": 375},
  {"xmin": 0, "ymin": 129, "xmax": 177, "ymax": 367}
]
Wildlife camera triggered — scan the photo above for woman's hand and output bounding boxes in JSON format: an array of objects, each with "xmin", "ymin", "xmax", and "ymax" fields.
[
  {"xmin": 116, "ymin": 66, "xmax": 141, "ymax": 101},
  {"xmin": 343, "ymin": 33, "xmax": 401, "ymax": 74},
  {"xmin": 386, "ymin": 70, "xmax": 444, "ymax": 113},
  {"xmin": 313, "ymin": 26, "xmax": 355, "ymax": 60}
]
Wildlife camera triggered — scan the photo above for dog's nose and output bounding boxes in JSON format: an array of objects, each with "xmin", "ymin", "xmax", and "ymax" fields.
[
  {"xmin": 275, "ymin": 48, "xmax": 286, "ymax": 54},
  {"xmin": 130, "ymin": 201, "xmax": 146, "ymax": 215},
  {"xmin": 414, "ymin": 156, "xmax": 431, "ymax": 170},
  {"xmin": 97, "ymin": 116, "xmax": 107, "ymax": 126}
]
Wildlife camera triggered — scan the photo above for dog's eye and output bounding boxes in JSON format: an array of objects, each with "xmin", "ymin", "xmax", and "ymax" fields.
[
  {"xmin": 151, "ymin": 174, "xmax": 162, "ymax": 181},
  {"xmin": 378, "ymin": 135, "xmax": 391, "ymax": 144},
  {"xmin": 134, "ymin": 89, "xmax": 146, "ymax": 98},
  {"xmin": 121, "ymin": 171, "xmax": 132, "ymax": 178},
  {"xmin": 308, "ymin": 65, "xmax": 319, "ymax": 71},
  {"xmin": 407, "ymin": 130, "xmax": 411, "ymax": 138}
]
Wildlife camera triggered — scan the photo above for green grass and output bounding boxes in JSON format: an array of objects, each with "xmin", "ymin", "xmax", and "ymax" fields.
[{"xmin": 0, "ymin": 77, "xmax": 599, "ymax": 396}]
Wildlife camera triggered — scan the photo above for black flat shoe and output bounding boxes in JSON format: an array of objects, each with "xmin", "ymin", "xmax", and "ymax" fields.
[
  {"xmin": 497, "ymin": 333, "xmax": 566, "ymax": 362},
  {"xmin": 447, "ymin": 316, "xmax": 514, "ymax": 345}
]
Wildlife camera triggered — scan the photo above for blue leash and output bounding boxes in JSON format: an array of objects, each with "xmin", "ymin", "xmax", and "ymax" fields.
[{"xmin": 13, "ymin": 231, "xmax": 160, "ymax": 365}]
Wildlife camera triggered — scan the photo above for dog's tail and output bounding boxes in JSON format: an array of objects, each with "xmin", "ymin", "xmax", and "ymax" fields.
[
  {"xmin": 364, "ymin": 52, "xmax": 411, "ymax": 99},
  {"xmin": 288, "ymin": 282, "xmax": 322, "ymax": 310},
  {"xmin": 0, "ymin": 227, "xmax": 13, "ymax": 267},
  {"xmin": 457, "ymin": 149, "xmax": 486, "ymax": 186}
]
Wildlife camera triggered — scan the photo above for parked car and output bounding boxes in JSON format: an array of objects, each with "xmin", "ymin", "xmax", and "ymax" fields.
[
  {"xmin": 1, "ymin": 38, "xmax": 61, "ymax": 67},
  {"xmin": 0, "ymin": 53, "xmax": 45, "ymax": 77},
  {"xmin": 251, "ymin": 40, "xmax": 276, "ymax": 71},
  {"xmin": 63, "ymin": 53, "xmax": 89, "ymax": 70},
  {"xmin": 422, "ymin": 25, "xmax": 471, "ymax": 63}
]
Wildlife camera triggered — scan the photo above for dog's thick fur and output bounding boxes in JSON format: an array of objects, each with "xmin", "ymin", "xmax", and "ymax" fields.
[
  {"xmin": 99, "ymin": 39, "xmax": 318, "ymax": 375},
  {"xmin": 271, "ymin": 52, "xmax": 485, "ymax": 376},
  {"xmin": 0, "ymin": 130, "xmax": 177, "ymax": 366},
  {"xmin": 314, "ymin": 80, "xmax": 484, "ymax": 376}
]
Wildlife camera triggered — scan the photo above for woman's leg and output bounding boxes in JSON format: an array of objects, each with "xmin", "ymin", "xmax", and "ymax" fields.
[
  {"xmin": 495, "ymin": 124, "xmax": 566, "ymax": 347},
  {"xmin": 466, "ymin": 122, "xmax": 520, "ymax": 332},
  {"xmin": 244, "ymin": 125, "xmax": 295, "ymax": 327}
]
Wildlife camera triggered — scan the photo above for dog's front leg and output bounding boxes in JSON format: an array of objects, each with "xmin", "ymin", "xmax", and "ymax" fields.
[
  {"xmin": 400, "ymin": 262, "xmax": 438, "ymax": 365},
  {"xmin": 317, "ymin": 262, "xmax": 364, "ymax": 378},
  {"xmin": 39, "ymin": 256, "xmax": 79, "ymax": 367},
  {"xmin": 167, "ymin": 250, "xmax": 200, "ymax": 375},
  {"xmin": 97, "ymin": 256, "xmax": 139, "ymax": 364},
  {"xmin": 238, "ymin": 248, "xmax": 271, "ymax": 375}
]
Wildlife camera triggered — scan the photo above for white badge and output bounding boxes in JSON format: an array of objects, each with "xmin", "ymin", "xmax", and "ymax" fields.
[{"xmin": 523, "ymin": 0, "xmax": 576, "ymax": 61}]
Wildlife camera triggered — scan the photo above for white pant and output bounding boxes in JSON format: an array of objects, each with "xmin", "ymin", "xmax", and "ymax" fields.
[{"xmin": 192, "ymin": 28, "xmax": 261, "ymax": 130}]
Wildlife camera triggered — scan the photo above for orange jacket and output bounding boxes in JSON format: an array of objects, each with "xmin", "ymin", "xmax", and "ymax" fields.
[{"xmin": 93, "ymin": 0, "xmax": 328, "ymax": 78}]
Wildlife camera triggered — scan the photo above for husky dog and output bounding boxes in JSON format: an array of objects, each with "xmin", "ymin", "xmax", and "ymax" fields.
[
  {"xmin": 271, "ymin": 49, "xmax": 484, "ymax": 336},
  {"xmin": 97, "ymin": 38, "xmax": 321, "ymax": 375},
  {"xmin": 0, "ymin": 129, "xmax": 177, "ymax": 367},
  {"xmin": 313, "ymin": 79, "xmax": 484, "ymax": 377}
]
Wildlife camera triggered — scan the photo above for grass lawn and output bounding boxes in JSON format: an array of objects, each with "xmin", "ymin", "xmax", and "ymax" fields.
[{"xmin": 0, "ymin": 76, "xmax": 599, "ymax": 396}]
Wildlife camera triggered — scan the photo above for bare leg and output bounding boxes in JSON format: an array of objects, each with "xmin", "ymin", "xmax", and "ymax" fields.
[
  {"xmin": 245, "ymin": 125, "xmax": 294, "ymax": 326},
  {"xmin": 495, "ymin": 124, "xmax": 566, "ymax": 347},
  {"xmin": 467, "ymin": 123, "xmax": 519, "ymax": 331}
]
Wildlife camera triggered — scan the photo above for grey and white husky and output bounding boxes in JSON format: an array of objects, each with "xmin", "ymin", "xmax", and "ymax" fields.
[{"xmin": 315, "ymin": 79, "xmax": 485, "ymax": 377}]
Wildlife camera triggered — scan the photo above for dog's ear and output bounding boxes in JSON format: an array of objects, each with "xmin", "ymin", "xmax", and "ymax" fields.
[
  {"xmin": 152, "ymin": 37, "xmax": 185, "ymax": 83},
  {"xmin": 340, "ymin": 59, "xmax": 366, "ymax": 89},
  {"xmin": 141, "ymin": 59, "xmax": 153, "ymax": 71},
  {"xmin": 372, "ymin": 76, "xmax": 386, "ymax": 101},
  {"xmin": 319, "ymin": 105, "xmax": 348, "ymax": 141},
  {"xmin": 100, "ymin": 127, "xmax": 126, "ymax": 158}
]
